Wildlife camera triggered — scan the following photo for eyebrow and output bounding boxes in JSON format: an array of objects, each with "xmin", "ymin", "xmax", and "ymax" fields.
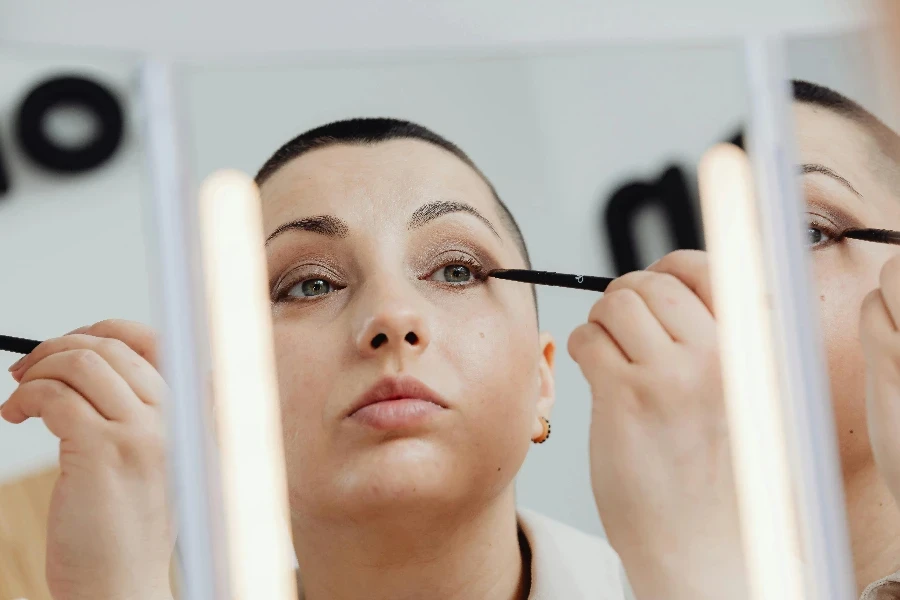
[
  {"xmin": 407, "ymin": 200, "xmax": 501, "ymax": 239},
  {"xmin": 264, "ymin": 200, "xmax": 501, "ymax": 246},
  {"xmin": 265, "ymin": 215, "xmax": 350, "ymax": 245},
  {"xmin": 801, "ymin": 163, "xmax": 863, "ymax": 198}
]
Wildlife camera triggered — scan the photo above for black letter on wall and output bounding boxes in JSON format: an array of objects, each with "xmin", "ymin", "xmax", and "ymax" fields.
[
  {"xmin": 603, "ymin": 165, "xmax": 702, "ymax": 276},
  {"xmin": 0, "ymin": 130, "xmax": 9, "ymax": 197},
  {"xmin": 15, "ymin": 75, "xmax": 124, "ymax": 174}
]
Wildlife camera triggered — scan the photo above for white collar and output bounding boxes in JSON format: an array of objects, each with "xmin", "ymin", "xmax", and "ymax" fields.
[{"xmin": 517, "ymin": 508, "xmax": 628, "ymax": 600}]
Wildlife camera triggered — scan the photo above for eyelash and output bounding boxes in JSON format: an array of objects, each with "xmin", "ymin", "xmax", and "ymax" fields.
[
  {"xmin": 272, "ymin": 251, "xmax": 488, "ymax": 304},
  {"xmin": 425, "ymin": 252, "xmax": 487, "ymax": 286},
  {"xmin": 271, "ymin": 265, "xmax": 345, "ymax": 303},
  {"xmin": 807, "ymin": 214, "xmax": 845, "ymax": 249}
]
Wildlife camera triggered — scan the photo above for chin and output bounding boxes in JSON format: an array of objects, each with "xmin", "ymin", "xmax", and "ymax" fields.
[{"xmin": 334, "ymin": 438, "xmax": 471, "ymax": 515}]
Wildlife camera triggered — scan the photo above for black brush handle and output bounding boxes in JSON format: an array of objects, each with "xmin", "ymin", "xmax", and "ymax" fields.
[
  {"xmin": 0, "ymin": 335, "xmax": 42, "ymax": 355},
  {"xmin": 841, "ymin": 228, "xmax": 900, "ymax": 246},
  {"xmin": 489, "ymin": 269, "xmax": 614, "ymax": 292}
]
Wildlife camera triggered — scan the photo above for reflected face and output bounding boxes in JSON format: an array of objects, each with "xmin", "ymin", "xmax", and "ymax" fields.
[
  {"xmin": 796, "ymin": 103, "xmax": 900, "ymax": 479},
  {"xmin": 260, "ymin": 139, "xmax": 553, "ymax": 522}
]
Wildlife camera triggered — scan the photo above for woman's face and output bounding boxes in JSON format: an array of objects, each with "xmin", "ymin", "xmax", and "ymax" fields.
[
  {"xmin": 260, "ymin": 139, "xmax": 554, "ymax": 522},
  {"xmin": 796, "ymin": 103, "xmax": 900, "ymax": 480}
]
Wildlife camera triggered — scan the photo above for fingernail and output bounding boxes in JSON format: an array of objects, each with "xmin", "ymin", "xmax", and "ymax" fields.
[{"xmin": 8, "ymin": 357, "xmax": 25, "ymax": 372}]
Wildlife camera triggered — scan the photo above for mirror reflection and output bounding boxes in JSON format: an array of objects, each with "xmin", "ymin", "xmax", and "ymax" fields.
[{"xmin": 3, "ymin": 24, "xmax": 900, "ymax": 600}]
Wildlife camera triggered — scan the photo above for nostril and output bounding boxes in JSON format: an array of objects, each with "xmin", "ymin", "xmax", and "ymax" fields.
[
  {"xmin": 371, "ymin": 333, "xmax": 388, "ymax": 349},
  {"xmin": 404, "ymin": 332, "xmax": 419, "ymax": 345}
]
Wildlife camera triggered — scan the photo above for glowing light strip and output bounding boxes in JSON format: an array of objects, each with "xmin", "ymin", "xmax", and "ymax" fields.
[
  {"xmin": 698, "ymin": 144, "xmax": 805, "ymax": 600},
  {"xmin": 198, "ymin": 170, "xmax": 297, "ymax": 600}
]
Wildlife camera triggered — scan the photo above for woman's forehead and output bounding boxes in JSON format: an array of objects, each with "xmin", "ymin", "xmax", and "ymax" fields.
[
  {"xmin": 259, "ymin": 139, "xmax": 499, "ymax": 232},
  {"xmin": 794, "ymin": 105, "xmax": 871, "ymax": 165},
  {"xmin": 793, "ymin": 104, "xmax": 900, "ymax": 208}
]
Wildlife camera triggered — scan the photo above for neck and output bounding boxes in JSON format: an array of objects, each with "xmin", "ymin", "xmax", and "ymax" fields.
[
  {"xmin": 846, "ymin": 462, "xmax": 900, "ymax": 593},
  {"xmin": 292, "ymin": 491, "xmax": 528, "ymax": 600}
]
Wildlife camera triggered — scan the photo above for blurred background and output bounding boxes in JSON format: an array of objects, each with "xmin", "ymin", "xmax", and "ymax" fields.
[{"xmin": 0, "ymin": 1, "xmax": 876, "ymax": 598}]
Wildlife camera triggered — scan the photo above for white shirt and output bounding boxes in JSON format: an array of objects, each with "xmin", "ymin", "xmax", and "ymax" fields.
[{"xmin": 517, "ymin": 509, "xmax": 630, "ymax": 599}]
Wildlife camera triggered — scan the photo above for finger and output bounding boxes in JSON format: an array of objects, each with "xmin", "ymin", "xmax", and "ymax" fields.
[
  {"xmin": 861, "ymin": 289, "xmax": 899, "ymax": 351},
  {"xmin": 18, "ymin": 350, "xmax": 142, "ymax": 421},
  {"xmin": 588, "ymin": 288, "xmax": 673, "ymax": 364},
  {"xmin": 11, "ymin": 335, "xmax": 165, "ymax": 408},
  {"xmin": 860, "ymin": 290, "xmax": 900, "ymax": 391},
  {"xmin": 84, "ymin": 319, "xmax": 159, "ymax": 368},
  {"xmin": 879, "ymin": 255, "xmax": 900, "ymax": 329},
  {"xmin": 6, "ymin": 325, "xmax": 91, "ymax": 373},
  {"xmin": 11, "ymin": 319, "xmax": 158, "ymax": 378},
  {"xmin": 605, "ymin": 269, "xmax": 715, "ymax": 345},
  {"xmin": 2, "ymin": 379, "xmax": 106, "ymax": 439},
  {"xmin": 568, "ymin": 322, "xmax": 630, "ymax": 386},
  {"xmin": 569, "ymin": 320, "xmax": 629, "ymax": 365},
  {"xmin": 647, "ymin": 250, "xmax": 715, "ymax": 316}
]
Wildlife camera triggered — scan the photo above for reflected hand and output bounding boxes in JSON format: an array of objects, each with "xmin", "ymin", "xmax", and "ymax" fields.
[
  {"xmin": 2, "ymin": 320, "xmax": 173, "ymax": 600},
  {"xmin": 568, "ymin": 250, "xmax": 747, "ymax": 600},
  {"xmin": 861, "ymin": 255, "xmax": 900, "ymax": 505}
]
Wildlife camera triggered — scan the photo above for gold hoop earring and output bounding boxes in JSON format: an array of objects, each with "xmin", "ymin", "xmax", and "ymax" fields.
[{"xmin": 532, "ymin": 417, "xmax": 551, "ymax": 444}]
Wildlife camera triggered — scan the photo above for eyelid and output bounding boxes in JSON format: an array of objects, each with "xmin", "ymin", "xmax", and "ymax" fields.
[
  {"xmin": 803, "ymin": 191, "xmax": 864, "ymax": 232},
  {"xmin": 422, "ymin": 249, "xmax": 485, "ymax": 275},
  {"xmin": 271, "ymin": 263, "xmax": 344, "ymax": 300}
]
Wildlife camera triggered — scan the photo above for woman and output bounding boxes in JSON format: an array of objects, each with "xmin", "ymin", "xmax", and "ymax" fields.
[
  {"xmin": 2, "ymin": 118, "xmax": 628, "ymax": 599},
  {"xmin": 567, "ymin": 80, "xmax": 900, "ymax": 599}
]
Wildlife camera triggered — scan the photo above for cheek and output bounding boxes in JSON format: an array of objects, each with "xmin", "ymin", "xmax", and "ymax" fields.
[
  {"xmin": 814, "ymin": 253, "xmax": 881, "ymax": 472},
  {"xmin": 815, "ymin": 249, "xmax": 884, "ymax": 372},
  {"xmin": 436, "ymin": 286, "xmax": 540, "ymax": 395},
  {"xmin": 272, "ymin": 323, "xmax": 341, "ymax": 449},
  {"xmin": 434, "ymin": 294, "xmax": 541, "ymax": 444}
]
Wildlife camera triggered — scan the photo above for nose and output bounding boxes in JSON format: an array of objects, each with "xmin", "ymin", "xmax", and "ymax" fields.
[{"xmin": 355, "ymin": 295, "xmax": 431, "ymax": 359}]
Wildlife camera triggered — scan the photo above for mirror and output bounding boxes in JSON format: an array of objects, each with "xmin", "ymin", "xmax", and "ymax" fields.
[
  {"xmin": 4, "ymin": 16, "xmax": 898, "ymax": 600},
  {"xmin": 0, "ymin": 46, "xmax": 153, "ymax": 600}
]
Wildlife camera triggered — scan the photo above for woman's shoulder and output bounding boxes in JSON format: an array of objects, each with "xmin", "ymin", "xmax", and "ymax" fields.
[{"xmin": 517, "ymin": 508, "xmax": 631, "ymax": 600}]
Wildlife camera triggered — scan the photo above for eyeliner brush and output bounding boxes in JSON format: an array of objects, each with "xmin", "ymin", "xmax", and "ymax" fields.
[
  {"xmin": 3, "ymin": 269, "xmax": 617, "ymax": 356},
  {"xmin": 0, "ymin": 335, "xmax": 42, "ymax": 355},
  {"xmin": 488, "ymin": 269, "xmax": 614, "ymax": 293},
  {"xmin": 839, "ymin": 228, "xmax": 900, "ymax": 245}
]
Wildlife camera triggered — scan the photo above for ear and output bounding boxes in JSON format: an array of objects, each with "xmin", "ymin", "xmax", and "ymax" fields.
[{"xmin": 533, "ymin": 331, "xmax": 556, "ymax": 440}]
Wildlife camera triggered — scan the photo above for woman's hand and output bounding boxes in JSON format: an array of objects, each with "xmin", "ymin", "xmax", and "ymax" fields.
[
  {"xmin": 2, "ymin": 320, "xmax": 174, "ymax": 600},
  {"xmin": 861, "ymin": 255, "xmax": 900, "ymax": 505},
  {"xmin": 568, "ymin": 250, "xmax": 747, "ymax": 600}
]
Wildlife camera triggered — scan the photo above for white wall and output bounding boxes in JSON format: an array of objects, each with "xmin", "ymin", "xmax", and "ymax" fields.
[
  {"xmin": 0, "ymin": 32, "xmax": 878, "ymax": 536},
  {"xmin": 0, "ymin": 0, "xmax": 869, "ymax": 59},
  {"xmin": 181, "ymin": 42, "xmax": 749, "ymax": 535},
  {"xmin": 0, "ymin": 48, "xmax": 151, "ymax": 480}
]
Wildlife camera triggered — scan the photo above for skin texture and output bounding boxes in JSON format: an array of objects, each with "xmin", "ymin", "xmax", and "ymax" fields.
[
  {"xmin": 568, "ymin": 250, "xmax": 743, "ymax": 600},
  {"xmin": 1, "ymin": 138, "xmax": 557, "ymax": 600},
  {"xmin": 795, "ymin": 103, "xmax": 900, "ymax": 588},
  {"xmin": 261, "ymin": 139, "xmax": 556, "ymax": 600},
  {"xmin": 2, "ymin": 321, "xmax": 172, "ymax": 600},
  {"xmin": 862, "ymin": 254, "xmax": 900, "ymax": 534},
  {"xmin": 6, "ymin": 102, "xmax": 900, "ymax": 600},
  {"xmin": 569, "ymin": 102, "xmax": 900, "ymax": 598}
]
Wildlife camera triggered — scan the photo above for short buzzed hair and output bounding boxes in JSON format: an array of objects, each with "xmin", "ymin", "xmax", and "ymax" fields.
[
  {"xmin": 255, "ymin": 118, "xmax": 532, "ymax": 270},
  {"xmin": 792, "ymin": 79, "xmax": 900, "ymax": 162},
  {"xmin": 792, "ymin": 79, "xmax": 870, "ymax": 118}
]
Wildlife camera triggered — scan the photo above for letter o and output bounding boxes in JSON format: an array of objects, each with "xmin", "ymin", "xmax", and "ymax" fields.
[{"xmin": 15, "ymin": 75, "xmax": 124, "ymax": 173}]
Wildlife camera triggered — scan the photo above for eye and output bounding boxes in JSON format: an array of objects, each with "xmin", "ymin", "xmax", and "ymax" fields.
[
  {"xmin": 431, "ymin": 264, "xmax": 474, "ymax": 284},
  {"xmin": 807, "ymin": 226, "xmax": 832, "ymax": 247},
  {"xmin": 806, "ymin": 217, "xmax": 840, "ymax": 249},
  {"xmin": 287, "ymin": 278, "xmax": 335, "ymax": 298}
]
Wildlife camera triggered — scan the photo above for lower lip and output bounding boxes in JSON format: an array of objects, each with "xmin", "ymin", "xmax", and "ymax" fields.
[{"xmin": 349, "ymin": 398, "xmax": 444, "ymax": 430}]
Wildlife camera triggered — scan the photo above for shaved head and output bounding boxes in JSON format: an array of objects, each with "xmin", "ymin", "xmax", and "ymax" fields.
[{"xmin": 793, "ymin": 80, "xmax": 900, "ymax": 186}]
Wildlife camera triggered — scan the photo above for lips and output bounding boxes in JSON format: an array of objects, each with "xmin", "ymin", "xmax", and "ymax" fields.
[{"xmin": 347, "ymin": 375, "xmax": 448, "ymax": 418}]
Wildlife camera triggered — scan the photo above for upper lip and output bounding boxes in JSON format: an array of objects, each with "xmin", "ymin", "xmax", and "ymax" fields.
[{"xmin": 347, "ymin": 375, "xmax": 449, "ymax": 417}]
